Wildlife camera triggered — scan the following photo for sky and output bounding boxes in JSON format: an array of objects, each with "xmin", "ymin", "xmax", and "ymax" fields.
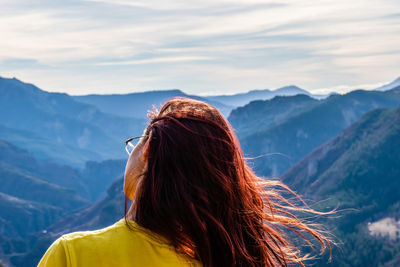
[{"xmin": 0, "ymin": 0, "xmax": 399, "ymax": 95}]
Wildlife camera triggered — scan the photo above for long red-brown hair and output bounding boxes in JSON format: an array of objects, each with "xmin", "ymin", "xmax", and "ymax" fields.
[{"xmin": 125, "ymin": 97, "xmax": 332, "ymax": 266}]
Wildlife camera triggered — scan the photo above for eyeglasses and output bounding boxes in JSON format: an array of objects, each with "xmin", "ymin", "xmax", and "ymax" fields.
[{"xmin": 125, "ymin": 135, "xmax": 148, "ymax": 155}]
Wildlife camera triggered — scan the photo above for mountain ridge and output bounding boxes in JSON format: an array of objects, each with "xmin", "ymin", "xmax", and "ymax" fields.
[
  {"xmin": 0, "ymin": 76, "xmax": 146, "ymax": 166},
  {"xmin": 239, "ymin": 88, "xmax": 400, "ymax": 177},
  {"xmin": 281, "ymin": 106, "xmax": 400, "ymax": 266},
  {"xmin": 73, "ymin": 89, "xmax": 233, "ymax": 119},
  {"xmin": 207, "ymin": 85, "xmax": 327, "ymax": 107},
  {"xmin": 375, "ymin": 76, "xmax": 400, "ymax": 91},
  {"xmin": 229, "ymin": 94, "xmax": 318, "ymax": 139}
]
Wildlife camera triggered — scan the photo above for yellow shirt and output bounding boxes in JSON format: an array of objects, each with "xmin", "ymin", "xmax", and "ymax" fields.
[{"xmin": 37, "ymin": 218, "xmax": 202, "ymax": 267}]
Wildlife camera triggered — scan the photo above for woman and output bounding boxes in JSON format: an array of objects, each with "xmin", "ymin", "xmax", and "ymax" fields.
[{"xmin": 38, "ymin": 97, "xmax": 331, "ymax": 267}]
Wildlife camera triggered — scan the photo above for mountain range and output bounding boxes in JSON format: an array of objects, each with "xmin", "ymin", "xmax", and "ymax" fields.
[
  {"xmin": 73, "ymin": 89, "xmax": 233, "ymax": 118},
  {"xmin": 0, "ymin": 77, "xmax": 146, "ymax": 167},
  {"xmin": 235, "ymin": 86, "xmax": 400, "ymax": 177},
  {"xmin": 207, "ymin": 85, "xmax": 327, "ymax": 107},
  {"xmin": 282, "ymin": 106, "xmax": 400, "ymax": 266},
  {"xmin": 0, "ymin": 76, "xmax": 337, "ymax": 168},
  {"xmin": 11, "ymin": 175, "xmax": 125, "ymax": 267},
  {"xmin": 0, "ymin": 138, "xmax": 126, "ymax": 266},
  {"xmin": 2, "ymin": 75, "xmax": 399, "ymax": 169},
  {"xmin": 1, "ymin": 75, "xmax": 400, "ymax": 266},
  {"xmin": 72, "ymin": 85, "xmax": 329, "ymax": 120},
  {"xmin": 0, "ymin": 139, "xmax": 89, "ymax": 266},
  {"xmin": 229, "ymin": 94, "xmax": 318, "ymax": 139},
  {"xmin": 20, "ymin": 104, "xmax": 400, "ymax": 267}
]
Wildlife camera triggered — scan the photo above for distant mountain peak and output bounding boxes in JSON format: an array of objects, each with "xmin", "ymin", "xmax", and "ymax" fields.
[
  {"xmin": 273, "ymin": 85, "xmax": 310, "ymax": 95},
  {"xmin": 140, "ymin": 88, "xmax": 186, "ymax": 95},
  {"xmin": 375, "ymin": 76, "xmax": 400, "ymax": 91},
  {"xmin": 277, "ymin": 85, "xmax": 303, "ymax": 90},
  {"xmin": 246, "ymin": 88, "xmax": 271, "ymax": 93},
  {"xmin": 0, "ymin": 76, "xmax": 44, "ymax": 96},
  {"xmin": 124, "ymin": 88, "xmax": 185, "ymax": 96},
  {"xmin": 0, "ymin": 76, "xmax": 24, "ymax": 83}
]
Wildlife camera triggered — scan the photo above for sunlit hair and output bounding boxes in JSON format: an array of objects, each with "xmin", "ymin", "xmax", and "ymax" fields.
[{"xmin": 124, "ymin": 97, "xmax": 332, "ymax": 267}]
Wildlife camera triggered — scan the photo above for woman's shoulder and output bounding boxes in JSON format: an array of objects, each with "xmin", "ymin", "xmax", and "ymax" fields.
[
  {"xmin": 39, "ymin": 218, "xmax": 202, "ymax": 267},
  {"xmin": 60, "ymin": 218, "xmax": 129, "ymax": 242},
  {"xmin": 60, "ymin": 218, "xmax": 171, "ymax": 248}
]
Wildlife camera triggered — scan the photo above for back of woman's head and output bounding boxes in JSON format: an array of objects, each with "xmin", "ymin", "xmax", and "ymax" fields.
[{"xmin": 127, "ymin": 97, "xmax": 331, "ymax": 267}]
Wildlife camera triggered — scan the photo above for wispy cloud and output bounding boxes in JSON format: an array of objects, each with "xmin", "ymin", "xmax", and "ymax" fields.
[
  {"xmin": 96, "ymin": 56, "xmax": 214, "ymax": 66},
  {"xmin": 0, "ymin": 0, "xmax": 399, "ymax": 95}
]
